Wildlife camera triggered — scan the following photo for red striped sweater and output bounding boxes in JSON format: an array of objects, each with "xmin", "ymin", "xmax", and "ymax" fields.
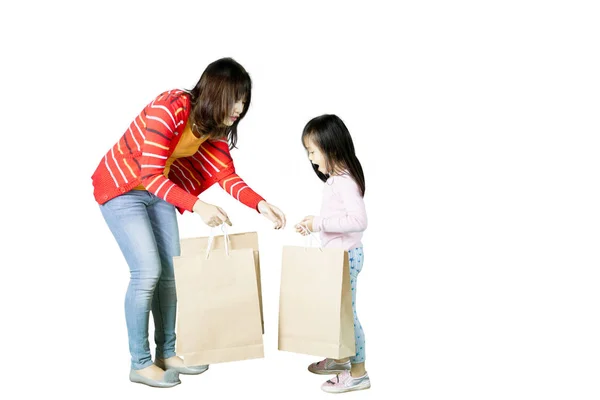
[{"xmin": 92, "ymin": 89, "xmax": 265, "ymax": 213}]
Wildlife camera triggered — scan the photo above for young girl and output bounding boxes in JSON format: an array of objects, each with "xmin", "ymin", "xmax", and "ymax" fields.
[{"xmin": 295, "ymin": 114, "xmax": 370, "ymax": 393}]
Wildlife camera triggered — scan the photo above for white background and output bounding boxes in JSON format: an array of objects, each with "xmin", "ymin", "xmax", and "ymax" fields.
[{"xmin": 1, "ymin": 1, "xmax": 599, "ymax": 399}]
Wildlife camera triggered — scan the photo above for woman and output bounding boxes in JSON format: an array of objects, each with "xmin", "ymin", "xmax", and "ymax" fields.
[{"xmin": 92, "ymin": 57, "xmax": 286, "ymax": 388}]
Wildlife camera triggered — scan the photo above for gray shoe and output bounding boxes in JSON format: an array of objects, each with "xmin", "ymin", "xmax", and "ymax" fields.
[
  {"xmin": 129, "ymin": 368, "xmax": 181, "ymax": 388},
  {"xmin": 155, "ymin": 358, "xmax": 209, "ymax": 375}
]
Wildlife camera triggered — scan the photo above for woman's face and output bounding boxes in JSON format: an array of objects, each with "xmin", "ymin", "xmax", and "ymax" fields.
[{"xmin": 223, "ymin": 99, "xmax": 245, "ymax": 126}]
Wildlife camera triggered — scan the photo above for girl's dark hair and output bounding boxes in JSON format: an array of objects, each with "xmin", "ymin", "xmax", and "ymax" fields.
[
  {"xmin": 187, "ymin": 57, "xmax": 251, "ymax": 149},
  {"xmin": 301, "ymin": 114, "xmax": 365, "ymax": 196}
]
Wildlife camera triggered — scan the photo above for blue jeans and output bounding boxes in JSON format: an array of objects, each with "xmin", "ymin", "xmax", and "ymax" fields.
[{"xmin": 100, "ymin": 190, "xmax": 179, "ymax": 370}]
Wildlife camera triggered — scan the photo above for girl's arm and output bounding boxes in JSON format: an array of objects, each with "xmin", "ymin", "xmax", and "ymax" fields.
[{"xmin": 313, "ymin": 176, "xmax": 367, "ymax": 233}]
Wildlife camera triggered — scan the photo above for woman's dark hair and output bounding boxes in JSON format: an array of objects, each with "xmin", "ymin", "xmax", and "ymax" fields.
[
  {"xmin": 187, "ymin": 57, "xmax": 251, "ymax": 149},
  {"xmin": 301, "ymin": 114, "xmax": 365, "ymax": 196}
]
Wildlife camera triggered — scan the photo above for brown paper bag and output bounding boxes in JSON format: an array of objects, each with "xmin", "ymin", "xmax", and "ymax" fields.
[
  {"xmin": 173, "ymin": 233, "xmax": 264, "ymax": 366},
  {"xmin": 278, "ymin": 246, "xmax": 356, "ymax": 359},
  {"xmin": 179, "ymin": 231, "xmax": 264, "ymax": 333}
]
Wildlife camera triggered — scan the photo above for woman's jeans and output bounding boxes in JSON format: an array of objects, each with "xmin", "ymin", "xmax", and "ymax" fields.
[{"xmin": 100, "ymin": 190, "xmax": 179, "ymax": 370}]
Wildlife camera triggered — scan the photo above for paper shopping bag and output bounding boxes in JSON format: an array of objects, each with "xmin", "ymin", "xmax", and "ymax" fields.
[
  {"xmin": 179, "ymin": 231, "xmax": 264, "ymax": 333},
  {"xmin": 173, "ymin": 234, "xmax": 264, "ymax": 366},
  {"xmin": 278, "ymin": 246, "xmax": 355, "ymax": 359}
]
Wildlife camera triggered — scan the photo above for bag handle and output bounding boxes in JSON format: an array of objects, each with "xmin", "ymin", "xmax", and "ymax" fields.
[
  {"xmin": 205, "ymin": 224, "xmax": 230, "ymax": 259},
  {"xmin": 299, "ymin": 223, "xmax": 323, "ymax": 252}
]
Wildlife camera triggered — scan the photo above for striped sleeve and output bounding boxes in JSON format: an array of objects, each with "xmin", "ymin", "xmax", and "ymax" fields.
[
  {"xmin": 215, "ymin": 142, "xmax": 265, "ymax": 211},
  {"xmin": 138, "ymin": 91, "xmax": 199, "ymax": 211}
]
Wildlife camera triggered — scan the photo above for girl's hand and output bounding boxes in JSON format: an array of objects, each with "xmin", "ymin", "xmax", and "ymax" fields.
[
  {"xmin": 258, "ymin": 201, "xmax": 286, "ymax": 229},
  {"xmin": 193, "ymin": 200, "xmax": 232, "ymax": 227},
  {"xmin": 296, "ymin": 215, "xmax": 317, "ymax": 235},
  {"xmin": 295, "ymin": 223, "xmax": 310, "ymax": 236}
]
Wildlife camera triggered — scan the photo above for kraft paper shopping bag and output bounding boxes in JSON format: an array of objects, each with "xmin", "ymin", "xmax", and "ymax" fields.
[
  {"xmin": 179, "ymin": 231, "xmax": 264, "ymax": 333},
  {"xmin": 278, "ymin": 245, "xmax": 355, "ymax": 359},
  {"xmin": 174, "ymin": 229, "xmax": 264, "ymax": 365}
]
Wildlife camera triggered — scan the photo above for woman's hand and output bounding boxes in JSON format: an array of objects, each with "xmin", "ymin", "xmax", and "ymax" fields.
[
  {"xmin": 258, "ymin": 201, "xmax": 286, "ymax": 229},
  {"xmin": 193, "ymin": 200, "xmax": 231, "ymax": 227}
]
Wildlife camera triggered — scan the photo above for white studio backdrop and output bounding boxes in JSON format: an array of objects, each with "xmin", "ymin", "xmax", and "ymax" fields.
[{"xmin": 1, "ymin": 1, "xmax": 599, "ymax": 399}]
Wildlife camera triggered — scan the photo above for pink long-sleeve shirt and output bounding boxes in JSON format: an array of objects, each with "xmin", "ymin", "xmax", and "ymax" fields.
[{"xmin": 312, "ymin": 174, "xmax": 367, "ymax": 250}]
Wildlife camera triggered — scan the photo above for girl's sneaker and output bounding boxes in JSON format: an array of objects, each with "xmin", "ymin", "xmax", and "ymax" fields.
[
  {"xmin": 321, "ymin": 370, "xmax": 371, "ymax": 393},
  {"xmin": 308, "ymin": 358, "xmax": 351, "ymax": 375}
]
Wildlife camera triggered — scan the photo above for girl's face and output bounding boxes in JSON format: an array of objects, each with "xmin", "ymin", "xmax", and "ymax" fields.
[
  {"xmin": 223, "ymin": 99, "xmax": 246, "ymax": 126},
  {"xmin": 304, "ymin": 137, "xmax": 328, "ymax": 174}
]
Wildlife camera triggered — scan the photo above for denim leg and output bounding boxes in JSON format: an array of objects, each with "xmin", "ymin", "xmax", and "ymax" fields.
[
  {"xmin": 99, "ymin": 190, "xmax": 178, "ymax": 370},
  {"xmin": 349, "ymin": 247, "xmax": 366, "ymax": 364},
  {"xmin": 147, "ymin": 197, "xmax": 180, "ymax": 360}
]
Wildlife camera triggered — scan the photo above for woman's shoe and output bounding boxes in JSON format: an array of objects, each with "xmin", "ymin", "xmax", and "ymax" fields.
[
  {"xmin": 155, "ymin": 356, "xmax": 209, "ymax": 375},
  {"xmin": 129, "ymin": 368, "xmax": 181, "ymax": 388}
]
